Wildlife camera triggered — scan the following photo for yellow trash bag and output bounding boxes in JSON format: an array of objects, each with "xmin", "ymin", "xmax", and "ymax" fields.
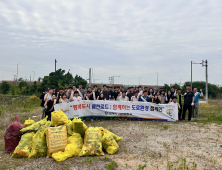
[
  {"xmin": 66, "ymin": 120, "xmax": 74, "ymax": 137},
  {"xmin": 23, "ymin": 118, "xmax": 35, "ymax": 127},
  {"xmin": 99, "ymin": 127, "xmax": 123, "ymax": 142},
  {"xmin": 72, "ymin": 117, "xmax": 87, "ymax": 137},
  {"xmin": 102, "ymin": 132, "xmax": 119, "ymax": 155},
  {"xmin": 79, "ymin": 127, "xmax": 104, "ymax": 156},
  {"xmin": 51, "ymin": 109, "xmax": 69, "ymax": 127},
  {"xmin": 46, "ymin": 125, "xmax": 68, "ymax": 158},
  {"xmin": 52, "ymin": 133, "xmax": 83, "ymax": 161},
  {"xmin": 28, "ymin": 121, "xmax": 51, "ymax": 158},
  {"xmin": 12, "ymin": 132, "xmax": 35, "ymax": 157},
  {"xmin": 21, "ymin": 116, "xmax": 47, "ymax": 133}
]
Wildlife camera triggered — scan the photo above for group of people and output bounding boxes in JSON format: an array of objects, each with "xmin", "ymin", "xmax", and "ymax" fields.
[{"xmin": 40, "ymin": 84, "xmax": 203, "ymax": 122}]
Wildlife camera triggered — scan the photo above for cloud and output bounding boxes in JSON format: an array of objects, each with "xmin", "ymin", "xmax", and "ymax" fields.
[{"xmin": 0, "ymin": 0, "xmax": 222, "ymax": 86}]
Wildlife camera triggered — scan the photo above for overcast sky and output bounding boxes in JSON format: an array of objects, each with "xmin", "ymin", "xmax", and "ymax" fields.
[{"xmin": 0, "ymin": 0, "xmax": 222, "ymax": 86}]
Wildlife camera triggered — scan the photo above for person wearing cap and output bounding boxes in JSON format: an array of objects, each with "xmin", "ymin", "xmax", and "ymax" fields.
[
  {"xmin": 102, "ymin": 85, "xmax": 109, "ymax": 100},
  {"xmin": 39, "ymin": 89, "xmax": 48, "ymax": 119},
  {"xmin": 176, "ymin": 89, "xmax": 183, "ymax": 120},
  {"xmin": 170, "ymin": 86, "xmax": 177, "ymax": 98},
  {"xmin": 192, "ymin": 87, "xmax": 203, "ymax": 119},
  {"xmin": 131, "ymin": 91, "xmax": 139, "ymax": 102},
  {"xmin": 138, "ymin": 91, "xmax": 150, "ymax": 102},
  {"xmin": 113, "ymin": 87, "xmax": 119, "ymax": 100},
  {"xmin": 182, "ymin": 84, "xmax": 194, "ymax": 121},
  {"xmin": 117, "ymin": 91, "xmax": 129, "ymax": 101}
]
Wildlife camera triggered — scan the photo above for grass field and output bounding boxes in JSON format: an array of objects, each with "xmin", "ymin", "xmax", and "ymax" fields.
[{"xmin": 0, "ymin": 96, "xmax": 222, "ymax": 170}]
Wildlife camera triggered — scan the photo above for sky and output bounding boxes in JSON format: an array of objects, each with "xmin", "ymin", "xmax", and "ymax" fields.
[{"xmin": 0, "ymin": 0, "xmax": 222, "ymax": 86}]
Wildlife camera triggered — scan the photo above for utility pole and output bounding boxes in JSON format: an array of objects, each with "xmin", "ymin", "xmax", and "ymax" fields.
[
  {"xmin": 191, "ymin": 61, "xmax": 192, "ymax": 90},
  {"xmin": 202, "ymin": 60, "xmax": 208, "ymax": 104},
  {"xmin": 16, "ymin": 63, "xmax": 20, "ymax": 85},
  {"xmin": 89, "ymin": 68, "xmax": 91, "ymax": 87},
  {"xmin": 191, "ymin": 61, "xmax": 202, "ymax": 90},
  {"xmin": 55, "ymin": 59, "xmax": 57, "ymax": 91}
]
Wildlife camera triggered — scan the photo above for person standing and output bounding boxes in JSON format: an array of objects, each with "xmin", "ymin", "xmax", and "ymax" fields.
[
  {"xmin": 39, "ymin": 89, "xmax": 48, "ymax": 119},
  {"xmin": 127, "ymin": 87, "xmax": 134, "ymax": 100},
  {"xmin": 78, "ymin": 84, "xmax": 85, "ymax": 98},
  {"xmin": 44, "ymin": 94, "xmax": 56, "ymax": 121},
  {"xmin": 192, "ymin": 87, "xmax": 203, "ymax": 119},
  {"xmin": 170, "ymin": 86, "xmax": 177, "ymax": 98},
  {"xmin": 112, "ymin": 87, "xmax": 119, "ymax": 100},
  {"xmin": 91, "ymin": 85, "xmax": 100, "ymax": 100},
  {"xmin": 160, "ymin": 90, "xmax": 166, "ymax": 104},
  {"xmin": 176, "ymin": 89, "xmax": 183, "ymax": 120},
  {"xmin": 102, "ymin": 85, "xmax": 110, "ymax": 100},
  {"xmin": 109, "ymin": 86, "xmax": 113, "ymax": 99},
  {"xmin": 117, "ymin": 91, "xmax": 129, "ymax": 101},
  {"xmin": 182, "ymin": 84, "xmax": 194, "ymax": 121},
  {"xmin": 131, "ymin": 91, "xmax": 139, "ymax": 102},
  {"xmin": 56, "ymin": 88, "xmax": 65, "ymax": 103},
  {"xmin": 138, "ymin": 91, "xmax": 150, "ymax": 102}
]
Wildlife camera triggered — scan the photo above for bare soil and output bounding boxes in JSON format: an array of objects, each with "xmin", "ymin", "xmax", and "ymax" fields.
[{"xmin": 1, "ymin": 107, "xmax": 222, "ymax": 170}]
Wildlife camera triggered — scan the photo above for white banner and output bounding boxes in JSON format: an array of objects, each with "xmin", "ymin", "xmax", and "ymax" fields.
[{"xmin": 54, "ymin": 101, "xmax": 178, "ymax": 122}]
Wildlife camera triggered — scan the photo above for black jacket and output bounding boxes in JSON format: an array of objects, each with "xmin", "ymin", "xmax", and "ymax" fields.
[{"xmin": 40, "ymin": 93, "xmax": 45, "ymax": 107}]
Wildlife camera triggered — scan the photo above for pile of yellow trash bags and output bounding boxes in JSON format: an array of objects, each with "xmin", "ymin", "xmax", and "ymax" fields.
[{"xmin": 11, "ymin": 109, "xmax": 123, "ymax": 162}]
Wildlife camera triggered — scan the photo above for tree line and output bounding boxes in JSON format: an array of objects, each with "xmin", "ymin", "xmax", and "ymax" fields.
[{"xmin": 0, "ymin": 69, "xmax": 87, "ymax": 96}]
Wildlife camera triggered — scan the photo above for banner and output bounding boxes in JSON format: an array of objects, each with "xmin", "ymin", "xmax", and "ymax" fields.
[{"xmin": 54, "ymin": 101, "xmax": 178, "ymax": 122}]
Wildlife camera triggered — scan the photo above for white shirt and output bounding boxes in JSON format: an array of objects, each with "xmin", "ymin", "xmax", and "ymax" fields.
[
  {"xmin": 170, "ymin": 102, "xmax": 180, "ymax": 109},
  {"xmin": 44, "ymin": 94, "xmax": 52, "ymax": 101},
  {"xmin": 138, "ymin": 90, "xmax": 143, "ymax": 96},
  {"xmin": 72, "ymin": 96, "xmax": 82, "ymax": 101},
  {"xmin": 117, "ymin": 96, "xmax": 129, "ymax": 101},
  {"xmin": 131, "ymin": 96, "xmax": 139, "ymax": 102}
]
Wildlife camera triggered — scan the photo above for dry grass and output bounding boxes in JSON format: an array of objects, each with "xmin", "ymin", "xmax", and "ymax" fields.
[{"xmin": 1, "ymin": 97, "xmax": 222, "ymax": 170}]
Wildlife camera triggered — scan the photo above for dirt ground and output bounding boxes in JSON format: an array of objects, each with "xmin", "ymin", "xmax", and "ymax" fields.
[{"xmin": 1, "ymin": 107, "xmax": 222, "ymax": 170}]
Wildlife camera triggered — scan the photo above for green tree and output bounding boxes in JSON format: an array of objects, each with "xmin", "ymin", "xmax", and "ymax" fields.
[
  {"xmin": 72, "ymin": 75, "xmax": 87, "ymax": 89},
  {"xmin": 19, "ymin": 81, "xmax": 28, "ymax": 89},
  {"xmin": 174, "ymin": 83, "xmax": 181, "ymax": 90},
  {"xmin": 182, "ymin": 81, "xmax": 221, "ymax": 98},
  {"xmin": 1, "ymin": 81, "xmax": 11, "ymax": 94},
  {"xmin": 163, "ymin": 84, "xmax": 170, "ymax": 92},
  {"xmin": 18, "ymin": 77, "xmax": 24, "ymax": 81}
]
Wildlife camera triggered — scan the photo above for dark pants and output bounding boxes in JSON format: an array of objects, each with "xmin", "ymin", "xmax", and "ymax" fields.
[
  {"xmin": 182, "ymin": 104, "xmax": 192, "ymax": 121},
  {"xmin": 45, "ymin": 111, "xmax": 52, "ymax": 121},
  {"xmin": 178, "ymin": 103, "xmax": 183, "ymax": 120}
]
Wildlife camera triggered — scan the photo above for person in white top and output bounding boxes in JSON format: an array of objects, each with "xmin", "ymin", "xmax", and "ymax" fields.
[
  {"xmin": 170, "ymin": 96, "xmax": 180, "ymax": 110},
  {"xmin": 131, "ymin": 91, "xmax": 139, "ymax": 102},
  {"xmin": 117, "ymin": 91, "xmax": 129, "ymax": 101},
  {"xmin": 138, "ymin": 86, "xmax": 143, "ymax": 96},
  {"xmin": 70, "ymin": 91, "xmax": 82, "ymax": 101}
]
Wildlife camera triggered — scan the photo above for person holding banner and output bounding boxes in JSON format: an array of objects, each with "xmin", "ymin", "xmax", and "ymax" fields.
[
  {"xmin": 70, "ymin": 91, "xmax": 82, "ymax": 101},
  {"xmin": 131, "ymin": 91, "xmax": 139, "ymax": 102},
  {"xmin": 138, "ymin": 86, "xmax": 143, "ymax": 96},
  {"xmin": 97, "ymin": 93, "xmax": 105, "ymax": 100},
  {"xmin": 59, "ymin": 94, "xmax": 69, "ymax": 103},
  {"xmin": 56, "ymin": 88, "xmax": 65, "ymax": 103},
  {"xmin": 117, "ymin": 91, "xmax": 129, "ymax": 101},
  {"xmin": 152, "ymin": 94, "xmax": 160, "ymax": 104},
  {"xmin": 85, "ymin": 91, "xmax": 93, "ymax": 100},
  {"xmin": 138, "ymin": 91, "xmax": 150, "ymax": 102},
  {"xmin": 113, "ymin": 87, "xmax": 119, "ymax": 100}
]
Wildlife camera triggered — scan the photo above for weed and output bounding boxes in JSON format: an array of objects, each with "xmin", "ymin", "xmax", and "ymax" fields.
[
  {"xmin": 105, "ymin": 160, "xmax": 118, "ymax": 170},
  {"xmin": 137, "ymin": 164, "xmax": 146, "ymax": 170},
  {"xmin": 162, "ymin": 125, "xmax": 169, "ymax": 130}
]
